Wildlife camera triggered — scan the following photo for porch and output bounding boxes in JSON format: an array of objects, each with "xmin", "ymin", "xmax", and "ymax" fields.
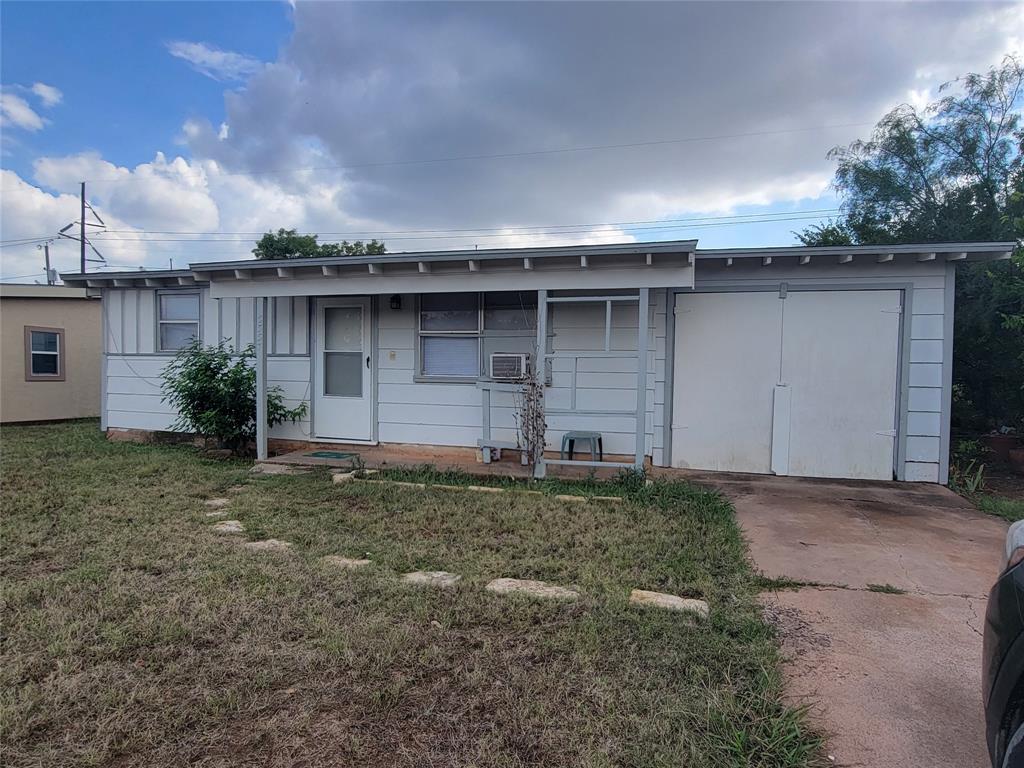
[{"xmin": 261, "ymin": 441, "xmax": 641, "ymax": 480}]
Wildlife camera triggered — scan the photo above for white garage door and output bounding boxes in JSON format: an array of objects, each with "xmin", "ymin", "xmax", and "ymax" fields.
[{"xmin": 671, "ymin": 289, "xmax": 902, "ymax": 480}]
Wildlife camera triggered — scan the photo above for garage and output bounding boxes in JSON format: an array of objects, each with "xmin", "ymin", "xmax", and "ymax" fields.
[{"xmin": 670, "ymin": 288, "xmax": 903, "ymax": 480}]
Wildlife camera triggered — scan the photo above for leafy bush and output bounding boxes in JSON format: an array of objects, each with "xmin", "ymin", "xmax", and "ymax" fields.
[{"xmin": 161, "ymin": 340, "xmax": 307, "ymax": 454}]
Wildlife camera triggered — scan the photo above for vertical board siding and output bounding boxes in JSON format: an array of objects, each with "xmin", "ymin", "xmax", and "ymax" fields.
[{"xmin": 103, "ymin": 287, "xmax": 312, "ymax": 439}]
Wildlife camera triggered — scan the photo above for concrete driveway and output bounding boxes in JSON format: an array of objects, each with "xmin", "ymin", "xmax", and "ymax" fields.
[{"xmin": 684, "ymin": 471, "xmax": 1008, "ymax": 768}]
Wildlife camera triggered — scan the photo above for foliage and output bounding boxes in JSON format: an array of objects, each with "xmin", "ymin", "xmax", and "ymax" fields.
[
  {"xmin": 161, "ymin": 340, "xmax": 307, "ymax": 453},
  {"xmin": 799, "ymin": 56, "xmax": 1024, "ymax": 432},
  {"xmin": 252, "ymin": 227, "xmax": 386, "ymax": 259},
  {"xmin": 949, "ymin": 458, "xmax": 987, "ymax": 495}
]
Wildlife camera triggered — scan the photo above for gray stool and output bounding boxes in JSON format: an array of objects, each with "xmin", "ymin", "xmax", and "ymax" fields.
[{"xmin": 560, "ymin": 431, "xmax": 603, "ymax": 461}]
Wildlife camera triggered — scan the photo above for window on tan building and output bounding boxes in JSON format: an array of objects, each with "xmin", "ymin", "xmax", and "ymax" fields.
[{"xmin": 24, "ymin": 326, "xmax": 65, "ymax": 382}]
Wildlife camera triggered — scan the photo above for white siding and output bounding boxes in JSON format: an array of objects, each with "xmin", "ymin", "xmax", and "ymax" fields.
[
  {"xmin": 102, "ymin": 287, "xmax": 311, "ymax": 441},
  {"xmin": 689, "ymin": 257, "xmax": 953, "ymax": 482},
  {"xmin": 374, "ymin": 292, "xmax": 658, "ymax": 457}
]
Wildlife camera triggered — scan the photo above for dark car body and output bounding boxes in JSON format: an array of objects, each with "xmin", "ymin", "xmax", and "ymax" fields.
[{"xmin": 984, "ymin": 520, "xmax": 1024, "ymax": 768}]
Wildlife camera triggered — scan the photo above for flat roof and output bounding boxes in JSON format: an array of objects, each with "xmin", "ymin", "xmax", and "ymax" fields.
[
  {"xmin": 0, "ymin": 283, "xmax": 95, "ymax": 299},
  {"xmin": 59, "ymin": 237, "xmax": 1015, "ymax": 287}
]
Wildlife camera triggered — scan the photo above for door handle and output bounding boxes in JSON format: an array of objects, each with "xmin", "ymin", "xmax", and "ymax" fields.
[{"xmin": 366, "ymin": 355, "xmax": 370, "ymax": 369}]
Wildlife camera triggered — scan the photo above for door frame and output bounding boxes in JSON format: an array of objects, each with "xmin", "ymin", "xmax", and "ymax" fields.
[
  {"xmin": 310, "ymin": 295, "xmax": 378, "ymax": 444},
  {"xmin": 669, "ymin": 281, "xmax": 913, "ymax": 480}
]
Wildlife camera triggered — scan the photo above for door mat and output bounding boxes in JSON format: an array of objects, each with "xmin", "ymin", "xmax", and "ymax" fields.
[{"xmin": 305, "ymin": 451, "xmax": 357, "ymax": 460}]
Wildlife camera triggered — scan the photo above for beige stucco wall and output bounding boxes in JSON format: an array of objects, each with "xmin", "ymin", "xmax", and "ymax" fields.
[{"xmin": 0, "ymin": 296, "xmax": 102, "ymax": 422}]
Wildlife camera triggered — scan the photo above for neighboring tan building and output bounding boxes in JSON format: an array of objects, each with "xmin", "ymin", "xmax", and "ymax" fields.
[{"xmin": 0, "ymin": 284, "xmax": 101, "ymax": 423}]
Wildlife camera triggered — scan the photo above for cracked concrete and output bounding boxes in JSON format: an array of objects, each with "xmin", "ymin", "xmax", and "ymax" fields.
[{"xmin": 682, "ymin": 470, "xmax": 1007, "ymax": 768}]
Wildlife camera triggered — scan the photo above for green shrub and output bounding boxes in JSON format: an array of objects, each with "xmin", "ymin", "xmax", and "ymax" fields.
[{"xmin": 161, "ymin": 340, "xmax": 307, "ymax": 454}]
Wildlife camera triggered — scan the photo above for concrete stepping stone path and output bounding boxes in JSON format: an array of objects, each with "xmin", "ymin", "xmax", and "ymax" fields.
[
  {"xmin": 213, "ymin": 520, "xmax": 245, "ymax": 534},
  {"xmin": 243, "ymin": 539, "xmax": 292, "ymax": 553},
  {"xmin": 322, "ymin": 555, "xmax": 371, "ymax": 569},
  {"xmin": 403, "ymin": 571, "xmax": 462, "ymax": 588},
  {"xmin": 629, "ymin": 589, "xmax": 709, "ymax": 619},
  {"xmin": 485, "ymin": 578, "xmax": 579, "ymax": 601},
  {"xmin": 204, "ymin": 498, "xmax": 230, "ymax": 508}
]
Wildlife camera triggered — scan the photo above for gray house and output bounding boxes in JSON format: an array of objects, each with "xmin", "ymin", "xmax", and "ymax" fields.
[{"xmin": 62, "ymin": 238, "xmax": 1014, "ymax": 483}]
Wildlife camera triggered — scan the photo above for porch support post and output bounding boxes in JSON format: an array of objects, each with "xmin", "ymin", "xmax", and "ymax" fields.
[
  {"xmin": 255, "ymin": 296, "xmax": 268, "ymax": 461},
  {"xmin": 534, "ymin": 289, "xmax": 548, "ymax": 479},
  {"xmin": 634, "ymin": 288, "xmax": 649, "ymax": 470}
]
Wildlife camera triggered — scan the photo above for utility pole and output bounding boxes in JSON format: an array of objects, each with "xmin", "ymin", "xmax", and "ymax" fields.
[
  {"xmin": 80, "ymin": 181, "xmax": 86, "ymax": 274},
  {"xmin": 44, "ymin": 243, "xmax": 53, "ymax": 284}
]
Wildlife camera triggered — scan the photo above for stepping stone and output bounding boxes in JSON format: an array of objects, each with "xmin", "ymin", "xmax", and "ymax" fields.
[
  {"xmin": 629, "ymin": 589, "xmax": 709, "ymax": 619},
  {"xmin": 592, "ymin": 495, "xmax": 624, "ymax": 503},
  {"xmin": 554, "ymin": 494, "xmax": 587, "ymax": 503},
  {"xmin": 332, "ymin": 471, "xmax": 356, "ymax": 484},
  {"xmin": 205, "ymin": 509, "xmax": 229, "ymax": 518},
  {"xmin": 466, "ymin": 485, "xmax": 504, "ymax": 493},
  {"xmin": 403, "ymin": 571, "xmax": 461, "ymax": 588},
  {"xmin": 485, "ymin": 578, "xmax": 579, "ymax": 601},
  {"xmin": 204, "ymin": 498, "xmax": 230, "ymax": 508},
  {"xmin": 227, "ymin": 485, "xmax": 247, "ymax": 494},
  {"xmin": 213, "ymin": 520, "xmax": 245, "ymax": 534},
  {"xmin": 243, "ymin": 539, "xmax": 292, "ymax": 553},
  {"xmin": 250, "ymin": 463, "xmax": 308, "ymax": 476},
  {"xmin": 322, "ymin": 555, "xmax": 371, "ymax": 569}
]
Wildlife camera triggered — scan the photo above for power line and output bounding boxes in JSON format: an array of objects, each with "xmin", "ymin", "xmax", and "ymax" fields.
[
  {"xmin": 79, "ymin": 122, "xmax": 871, "ymax": 184},
  {"xmin": 86, "ymin": 212, "xmax": 838, "ymax": 244},
  {"xmin": 92, "ymin": 208, "xmax": 842, "ymax": 238}
]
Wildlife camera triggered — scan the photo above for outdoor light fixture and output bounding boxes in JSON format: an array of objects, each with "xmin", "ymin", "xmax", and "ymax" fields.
[{"xmin": 389, "ymin": 295, "xmax": 402, "ymax": 311}]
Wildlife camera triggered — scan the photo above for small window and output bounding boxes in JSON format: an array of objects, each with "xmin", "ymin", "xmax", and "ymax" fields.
[
  {"xmin": 24, "ymin": 327, "xmax": 65, "ymax": 381},
  {"xmin": 158, "ymin": 292, "xmax": 200, "ymax": 352},
  {"xmin": 484, "ymin": 291, "xmax": 537, "ymax": 331},
  {"xmin": 418, "ymin": 293, "xmax": 480, "ymax": 379}
]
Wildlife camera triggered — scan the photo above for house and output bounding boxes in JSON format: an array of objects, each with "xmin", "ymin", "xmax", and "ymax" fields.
[
  {"xmin": 0, "ymin": 283, "xmax": 102, "ymax": 423},
  {"xmin": 61, "ymin": 238, "xmax": 1014, "ymax": 483}
]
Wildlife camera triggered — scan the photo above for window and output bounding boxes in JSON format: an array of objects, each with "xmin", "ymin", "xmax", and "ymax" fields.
[
  {"xmin": 418, "ymin": 293, "xmax": 480, "ymax": 378},
  {"xmin": 24, "ymin": 327, "xmax": 65, "ymax": 382},
  {"xmin": 484, "ymin": 291, "xmax": 537, "ymax": 331},
  {"xmin": 158, "ymin": 292, "xmax": 200, "ymax": 352}
]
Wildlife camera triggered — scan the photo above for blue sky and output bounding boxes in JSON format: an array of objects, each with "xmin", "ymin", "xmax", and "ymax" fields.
[{"xmin": 1, "ymin": 2, "xmax": 1019, "ymax": 280}]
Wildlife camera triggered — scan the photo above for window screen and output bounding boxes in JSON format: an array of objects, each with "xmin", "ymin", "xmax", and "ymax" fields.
[
  {"xmin": 158, "ymin": 292, "xmax": 200, "ymax": 351},
  {"xmin": 418, "ymin": 293, "xmax": 480, "ymax": 378},
  {"xmin": 484, "ymin": 291, "xmax": 537, "ymax": 331}
]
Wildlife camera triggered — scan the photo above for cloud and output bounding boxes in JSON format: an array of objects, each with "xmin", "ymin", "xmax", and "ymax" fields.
[
  {"xmin": 2, "ymin": 1, "xmax": 1021, "ymax": 282},
  {"xmin": 0, "ymin": 91, "xmax": 44, "ymax": 131},
  {"xmin": 30, "ymin": 82, "xmax": 62, "ymax": 108},
  {"xmin": 166, "ymin": 41, "xmax": 263, "ymax": 82}
]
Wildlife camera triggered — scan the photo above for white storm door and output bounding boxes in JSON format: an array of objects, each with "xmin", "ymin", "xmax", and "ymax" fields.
[
  {"xmin": 780, "ymin": 290, "xmax": 901, "ymax": 480},
  {"xmin": 671, "ymin": 292, "xmax": 783, "ymax": 473},
  {"xmin": 314, "ymin": 298, "xmax": 372, "ymax": 441}
]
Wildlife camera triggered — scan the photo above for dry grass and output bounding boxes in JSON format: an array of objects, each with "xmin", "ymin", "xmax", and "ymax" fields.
[{"xmin": 1, "ymin": 422, "xmax": 824, "ymax": 767}]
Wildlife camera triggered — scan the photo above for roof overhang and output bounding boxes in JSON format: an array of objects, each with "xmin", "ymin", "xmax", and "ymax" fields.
[
  {"xmin": 62, "ymin": 240, "xmax": 698, "ymax": 297},
  {"xmin": 694, "ymin": 241, "xmax": 1015, "ymax": 267}
]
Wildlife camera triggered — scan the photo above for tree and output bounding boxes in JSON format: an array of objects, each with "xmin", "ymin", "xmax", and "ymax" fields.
[
  {"xmin": 798, "ymin": 56, "xmax": 1024, "ymax": 433},
  {"xmin": 252, "ymin": 228, "xmax": 386, "ymax": 259}
]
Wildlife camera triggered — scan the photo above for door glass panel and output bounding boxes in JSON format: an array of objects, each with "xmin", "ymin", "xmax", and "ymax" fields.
[
  {"xmin": 324, "ymin": 351, "xmax": 363, "ymax": 396},
  {"xmin": 325, "ymin": 306, "xmax": 362, "ymax": 351}
]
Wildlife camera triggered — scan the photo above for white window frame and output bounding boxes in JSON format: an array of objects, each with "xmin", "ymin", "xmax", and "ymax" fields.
[{"xmin": 156, "ymin": 290, "xmax": 201, "ymax": 353}]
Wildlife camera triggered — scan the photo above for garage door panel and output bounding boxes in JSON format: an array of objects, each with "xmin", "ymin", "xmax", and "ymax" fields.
[
  {"xmin": 781, "ymin": 290, "xmax": 901, "ymax": 480},
  {"xmin": 671, "ymin": 292, "xmax": 781, "ymax": 473},
  {"xmin": 672, "ymin": 289, "xmax": 902, "ymax": 481}
]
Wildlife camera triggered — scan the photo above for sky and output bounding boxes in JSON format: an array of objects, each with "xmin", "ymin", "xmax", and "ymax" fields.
[{"xmin": 0, "ymin": 1, "xmax": 1021, "ymax": 282}]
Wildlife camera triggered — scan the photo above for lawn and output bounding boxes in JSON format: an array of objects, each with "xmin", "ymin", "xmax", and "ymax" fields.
[{"xmin": 1, "ymin": 422, "xmax": 823, "ymax": 767}]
